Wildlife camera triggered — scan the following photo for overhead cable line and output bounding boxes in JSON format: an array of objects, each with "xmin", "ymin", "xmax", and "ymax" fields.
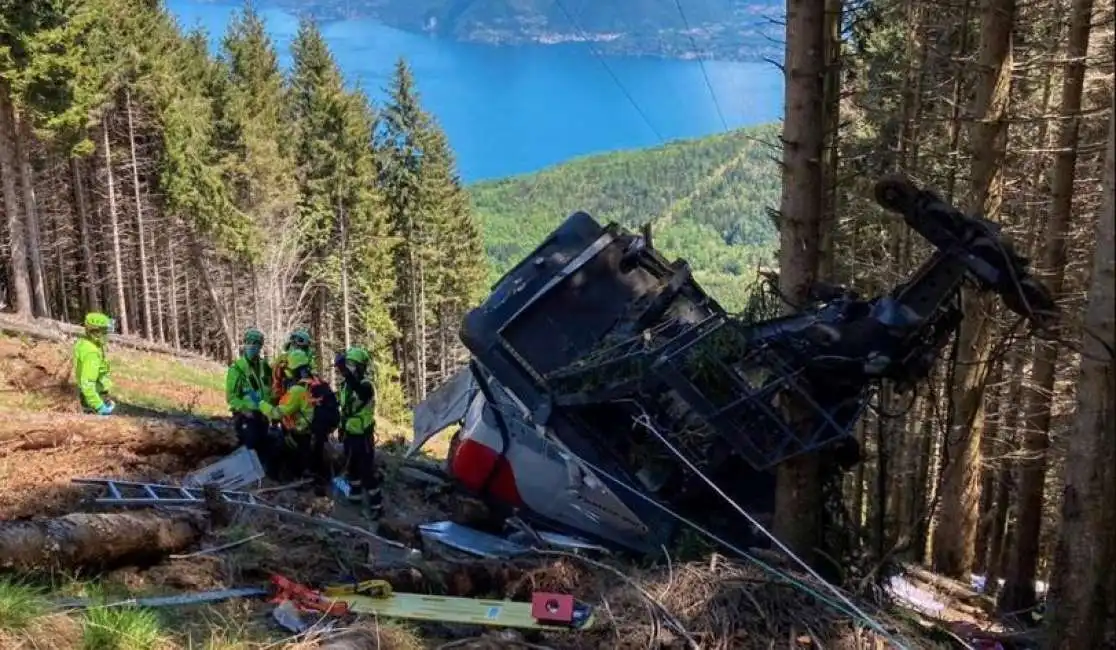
[
  {"xmin": 672, "ymin": 0, "xmax": 730, "ymax": 132},
  {"xmin": 552, "ymin": 0, "xmax": 665, "ymax": 142}
]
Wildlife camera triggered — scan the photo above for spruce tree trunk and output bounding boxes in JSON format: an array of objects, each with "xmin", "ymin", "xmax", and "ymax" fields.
[
  {"xmin": 125, "ymin": 90, "xmax": 154, "ymax": 339},
  {"xmin": 974, "ymin": 358, "xmax": 1005, "ymax": 574},
  {"xmin": 817, "ymin": 0, "xmax": 841, "ymax": 278},
  {"xmin": 186, "ymin": 236, "xmax": 233, "ymax": 359},
  {"xmin": 340, "ymin": 205, "xmax": 352, "ymax": 349},
  {"xmin": 943, "ymin": 0, "xmax": 973, "ymax": 202},
  {"xmin": 184, "ymin": 271, "xmax": 195, "ymax": 351},
  {"xmin": 1042, "ymin": 102, "xmax": 1115, "ymax": 650},
  {"xmin": 71, "ymin": 157, "xmax": 100, "ymax": 312},
  {"xmin": 153, "ymin": 229, "xmax": 166, "ymax": 344},
  {"xmin": 772, "ymin": 0, "xmax": 826, "ymax": 565},
  {"xmin": 912, "ymin": 395, "xmax": 935, "ymax": 561},
  {"xmin": 102, "ymin": 115, "xmax": 130, "ymax": 335},
  {"xmin": 0, "ymin": 81, "xmax": 32, "ymax": 319},
  {"xmin": 51, "ymin": 207, "xmax": 69, "ymax": 321},
  {"xmin": 1000, "ymin": 0, "xmax": 1093, "ymax": 613},
  {"xmin": 168, "ymin": 219, "xmax": 181, "ymax": 349},
  {"xmin": 933, "ymin": 0, "xmax": 1016, "ymax": 579},
  {"xmin": 14, "ymin": 117, "xmax": 49, "ymax": 318}
]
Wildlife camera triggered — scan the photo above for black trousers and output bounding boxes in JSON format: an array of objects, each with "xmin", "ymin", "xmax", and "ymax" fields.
[
  {"xmin": 290, "ymin": 430, "xmax": 330, "ymax": 483},
  {"xmin": 343, "ymin": 433, "xmax": 380, "ymax": 506},
  {"xmin": 233, "ymin": 412, "xmax": 269, "ymax": 449}
]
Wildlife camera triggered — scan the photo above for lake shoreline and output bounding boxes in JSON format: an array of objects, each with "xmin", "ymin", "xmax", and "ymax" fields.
[
  {"xmin": 170, "ymin": 0, "xmax": 785, "ymax": 181},
  {"xmin": 220, "ymin": 0, "xmax": 784, "ymax": 63}
]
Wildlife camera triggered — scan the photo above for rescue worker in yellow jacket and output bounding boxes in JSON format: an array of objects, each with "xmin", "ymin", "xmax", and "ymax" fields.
[
  {"xmin": 225, "ymin": 328, "xmax": 273, "ymax": 457},
  {"xmin": 271, "ymin": 327, "xmax": 316, "ymax": 403},
  {"xmin": 334, "ymin": 346, "xmax": 382, "ymax": 517},
  {"xmin": 259, "ymin": 348, "xmax": 330, "ymax": 488},
  {"xmin": 73, "ymin": 312, "xmax": 115, "ymax": 415}
]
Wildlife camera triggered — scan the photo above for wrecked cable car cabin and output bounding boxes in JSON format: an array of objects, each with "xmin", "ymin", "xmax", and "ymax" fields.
[{"xmin": 411, "ymin": 211, "xmax": 865, "ymax": 556}]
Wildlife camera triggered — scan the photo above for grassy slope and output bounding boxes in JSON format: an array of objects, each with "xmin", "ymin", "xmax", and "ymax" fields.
[{"xmin": 470, "ymin": 123, "xmax": 782, "ymax": 310}]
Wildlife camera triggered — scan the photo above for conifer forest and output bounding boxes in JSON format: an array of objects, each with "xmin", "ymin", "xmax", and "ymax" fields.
[
  {"xmin": 0, "ymin": 0, "xmax": 1114, "ymax": 648},
  {"xmin": 0, "ymin": 1, "xmax": 488, "ymax": 419}
]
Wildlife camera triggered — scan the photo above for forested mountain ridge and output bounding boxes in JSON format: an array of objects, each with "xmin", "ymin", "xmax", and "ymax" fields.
[
  {"xmin": 0, "ymin": 0, "xmax": 487, "ymax": 415},
  {"xmin": 235, "ymin": 0, "xmax": 784, "ymax": 61},
  {"xmin": 470, "ymin": 123, "xmax": 781, "ymax": 310}
]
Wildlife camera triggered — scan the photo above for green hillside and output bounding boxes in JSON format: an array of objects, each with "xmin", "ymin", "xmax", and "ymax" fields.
[{"xmin": 470, "ymin": 123, "xmax": 781, "ymax": 310}]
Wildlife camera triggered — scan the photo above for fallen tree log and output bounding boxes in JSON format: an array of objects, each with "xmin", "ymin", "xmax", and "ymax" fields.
[
  {"xmin": 903, "ymin": 565, "xmax": 994, "ymax": 610},
  {"xmin": 0, "ymin": 314, "xmax": 220, "ymax": 365},
  {"xmin": 0, "ymin": 511, "xmax": 207, "ymax": 571},
  {"xmin": 0, "ymin": 412, "xmax": 234, "ymax": 451}
]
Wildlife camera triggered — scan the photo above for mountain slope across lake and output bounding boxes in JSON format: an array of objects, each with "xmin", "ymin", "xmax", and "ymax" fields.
[
  {"xmin": 470, "ymin": 123, "xmax": 781, "ymax": 310},
  {"xmin": 249, "ymin": 0, "xmax": 783, "ymax": 61}
]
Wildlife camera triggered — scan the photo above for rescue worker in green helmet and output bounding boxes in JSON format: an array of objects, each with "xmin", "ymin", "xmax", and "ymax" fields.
[
  {"xmin": 260, "ymin": 348, "xmax": 334, "ymax": 489},
  {"xmin": 272, "ymin": 327, "xmax": 316, "ymax": 403},
  {"xmin": 283, "ymin": 328, "xmax": 317, "ymax": 373},
  {"xmin": 225, "ymin": 328, "xmax": 273, "ymax": 460},
  {"xmin": 73, "ymin": 312, "xmax": 115, "ymax": 415},
  {"xmin": 334, "ymin": 346, "xmax": 382, "ymax": 518}
]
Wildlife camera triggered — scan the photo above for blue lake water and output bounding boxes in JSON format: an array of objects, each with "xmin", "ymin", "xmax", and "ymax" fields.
[{"xmin": 166, "ymin": 0, "xmax": 784, "ymax": 182}]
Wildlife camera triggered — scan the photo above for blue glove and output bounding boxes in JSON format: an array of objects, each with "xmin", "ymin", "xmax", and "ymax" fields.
[
  {"xmin": 334, "ymin": 353, "xmax": 347, "ymax": 369},
  {"xmin": 97, "ymin": 402, "xmax": 114, "ymax": 416}
]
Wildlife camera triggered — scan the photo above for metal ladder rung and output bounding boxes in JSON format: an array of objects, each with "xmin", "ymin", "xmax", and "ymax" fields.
[{"xmin": 73, "ymin": 478, "xmax": 258, "ymax": 507}]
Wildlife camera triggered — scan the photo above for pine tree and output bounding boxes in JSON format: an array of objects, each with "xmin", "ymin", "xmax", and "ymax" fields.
[
  {"xmin": 420, "ymin": 124, "xmax": 486, "ymax": 382},
  {"xmin": 378, "ymin": 58, "xmax": 432, "ymax": 403},
  {"xmin": 288, "ymin": 18, "xmax": 402, "ymax": 414},
  {"xmin": 215, "ymin": 3, "xmax": 298, "ymax": 350},
  {"xmin": 289, "ymin": 16, "xmax": 360, "ymax": 359}
]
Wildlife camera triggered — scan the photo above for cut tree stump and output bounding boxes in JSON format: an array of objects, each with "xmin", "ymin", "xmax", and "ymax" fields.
[{"xmin": 0, "ymin": 511, "xmax": 207, "ymax": 571}]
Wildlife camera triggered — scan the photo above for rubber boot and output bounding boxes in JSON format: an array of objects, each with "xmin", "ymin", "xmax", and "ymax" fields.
[{"xmin": 362, "ymin": 487, "xmax": 383, "ymax": 522}]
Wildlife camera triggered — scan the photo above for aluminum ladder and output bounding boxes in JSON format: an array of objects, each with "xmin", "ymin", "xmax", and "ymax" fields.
[
  {"xmin": 71, "ymin": 477, "xmax": 418, "ymax": 553},
  {"xmin": 72, "ymin": 478, "xmax": 262, "ymax": 507}
]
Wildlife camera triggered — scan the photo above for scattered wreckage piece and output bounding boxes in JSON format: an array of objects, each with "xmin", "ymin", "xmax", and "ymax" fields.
[
  {"xmin": 274, "ymin": 574, "xmax": 596, "ymax": 632},
  {"xmin": 53, "ymin": 587, "xmax": 270, "ymax": 611},
  {"xmin": 183, "ymin": 446, "xmax": 265, "ymax": 490},
  {"xmin": 416, "ymin": 520, "xmax": 610, "ymax": 560},
  {"xmin": 0, "ymin": 510, "xmax": 207, "ymax": 571},
  {"xmin": 419, "ymin": 521, "xmax": 531, "ymax": 559},
  {"xmin": 409, "ymin": 175, "xmax": 1058, "ymax": 559}
]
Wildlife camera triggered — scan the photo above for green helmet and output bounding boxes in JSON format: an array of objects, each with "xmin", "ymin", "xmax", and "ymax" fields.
[
  {"xmin": 84, "ymin": 312, "xmax": 113, "ymax": 331},
  {"xmin": 243, "ymin": 327, "xmax": 264, "ymax": 346},
  {"xmin": 345, "ymin": 346, "xmax": 371, "ymax": 366},
  {"xmin": 288, "ymin": 328, "xmax": 311, "ymax": 348},
  {"xmin": 285, "ymin": 348, "xmax": 311, "ymax": 373}
]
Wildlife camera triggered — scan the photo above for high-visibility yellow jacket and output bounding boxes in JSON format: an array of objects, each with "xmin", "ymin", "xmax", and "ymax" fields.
[
  {"xmin": 73, "ymin": 335, "xmax": 113, "ymax": 411},
  {"xmin": 261, "ymin": 382, "xmax": 314, "ymax": 435},
  {"xmin": 340, "ymin": 377, "xmax": 375, "ymax": 436},
  {"xmin": 225, "ymin": 356, "xmax": 273, "ymax": 415}
]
